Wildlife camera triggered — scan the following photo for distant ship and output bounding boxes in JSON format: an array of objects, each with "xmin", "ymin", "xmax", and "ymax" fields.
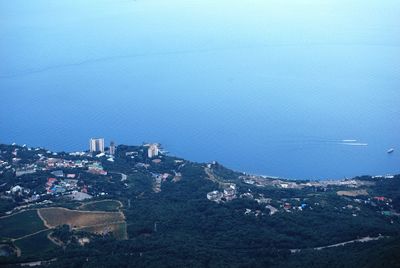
[{"xmin": 387, "ymin": 148, "xmax": 394, "ymax": 154}]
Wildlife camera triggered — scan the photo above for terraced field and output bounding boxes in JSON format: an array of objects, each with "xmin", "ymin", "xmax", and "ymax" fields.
[
  {"xmin": 0, "ymin": 204, "xmax": 128, "ymax": 258},
  {"xmin": 38, "ymin": 207, "xmax": 126, "ymax": 238}
]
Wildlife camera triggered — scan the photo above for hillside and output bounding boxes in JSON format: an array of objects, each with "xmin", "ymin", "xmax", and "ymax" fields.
[{"xmin": 0, "ymin": 143, "xmax": 399, "ymax": 267}]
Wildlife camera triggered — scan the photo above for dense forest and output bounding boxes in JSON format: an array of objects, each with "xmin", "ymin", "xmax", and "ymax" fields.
[{"xmin": 0, "ymin": 144, "xmax": 399, "ymax": 267}]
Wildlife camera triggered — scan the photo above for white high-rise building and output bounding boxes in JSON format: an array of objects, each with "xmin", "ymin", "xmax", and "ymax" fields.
[
  {"xmin": 89, "ymin": 138, "xmax": 105, "ymax": 153},
  {"xmin": 147, "ymin": 144, "xmax": 159, "ymax": 158},
  {"xmin": 109, "ymin": 141, "xmax": 116, "ymax": 155}
]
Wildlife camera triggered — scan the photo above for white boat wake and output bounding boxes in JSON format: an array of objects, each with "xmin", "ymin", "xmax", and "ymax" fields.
[
  {"xmin": 339, "ymin": 142, "xmax": 368, "ymax": 146},
  {"xmin": 342, "ymin": 139, "xmax": 358, "ymax": 143}
]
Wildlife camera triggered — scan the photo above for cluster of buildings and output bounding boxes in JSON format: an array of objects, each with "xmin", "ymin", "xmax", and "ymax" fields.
[
  {"xmin": 242, "ymin": 196, "xmax": 309, "ymax": 217},
  {"xmin": 240, "ymin": 174, "xmax": 382, "ymax": 190},
  {"xmin": 0, "ymin": 148, "xmax": 24, "ymax": 175},
  {"xmin": 45, "ymin": 176, "xmax": 81, "ymax": 195},
  {"xmin": 6, "ymin": 138, "xmax": 116, "ymax": 178},
  {"xmin": 46, "ymin": 158, "xmax": 86, "ymax": 169},
  {"xmin": 6, "ymin": 185, "xmax": 30, "ymax": 197},
  {"xmin": 15, "ymin": 165, "xmax": 37, "ymax": 177},
  {"xmin": 241, "ymin": 175, "xmax": 305, "ymax": 189},
  {"xmin": 3, "ymin": 169, "xmax": 90, "ymax": 205},
  {"xmin": 46, "ymin": 181, "xmax": 92, "ymax": 201},
  {"xmin": 90, "ymin": 138, "xmax": 160, "ymax": 160},
  {"xmin": 0, "ymin": 139, "xmax": 167, "ymax": 211},
  {"xmin": 206, "ymin": 174, "xmax": 317, "ymax": 216},
  {"xmin": 12, "ymin": 156, "xmax": 105, "ymax": 177},
  {"xmin": 207, "ymin": 183, "xmax": 237, "ymax": 203},
  {"xmin": 0, "ymin": 140, "xmax": 114, "ymax": 205},
  {"xmin": 89, "ymin": 138, "xmax": 116, "ymax": 156},
  {"xmin": 2, "ymin": 138, "xmax": 162, "ymax": 177},
  {"xmin": 39, "ymin": 170, "xmax": 92, "ymax": 201},
  {"xmin": 87, "ymin": 162, "xmax": 107, "ymax": 175}
]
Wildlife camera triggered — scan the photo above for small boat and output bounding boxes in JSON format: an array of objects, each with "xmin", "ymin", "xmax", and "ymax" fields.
[{"xmin": 387, "ymin": 148, "xmax": 394, "ymax": 154}]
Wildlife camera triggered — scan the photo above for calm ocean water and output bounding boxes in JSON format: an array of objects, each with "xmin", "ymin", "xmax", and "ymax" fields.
[{"xmin": 0, "ymin": 0, "xmax": 399, "ymax": 179}]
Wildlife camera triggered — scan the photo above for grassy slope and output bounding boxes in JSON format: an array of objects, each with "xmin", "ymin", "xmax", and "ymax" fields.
[
  {"xmin": 0, "ymin": 210, "xmax": 46, "ymax": 239},
  {"xmin": 79, "ymin": 200, "xmax": 122, "ymax": 212},
  {"xmin": 14, "ymin": 230, "xmax": 57, "ymax": 257}
]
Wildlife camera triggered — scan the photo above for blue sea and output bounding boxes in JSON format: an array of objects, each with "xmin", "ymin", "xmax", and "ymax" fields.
[{"xmin": 0, "ymin": 0, "xmax": 399, "ymax": 179}]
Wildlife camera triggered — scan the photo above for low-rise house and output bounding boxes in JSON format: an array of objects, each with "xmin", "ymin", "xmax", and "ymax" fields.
[
  {"xmin": 135, "ymin": 163, "xmax": 150, "ymax": 169},
  {"xmin": 240, "ymin": 193, "xmax": 254, "ymax": 199},
  {"xmin": 49, "ymin": 185, "xmax": 66, "ymax": 194},
  {"xmin": 51, "ymin": 170, "xmax": 64, "ymax": 177},
  {"xmin": 68, "ymin": 191, "xmax": 92, "ymax": 201},
  {"xmin": 87, "ymin": 163, "xmax": 107, "ymax": 175},
  {"xmin": 207, "ymin": 191, "xmax": 223, "ymax": 202},
  {"xmin": 11, "ymin": 185, "xmax": 23, "ymax": 194},
  {"xmin": 284, "ymin": 203, "xmax": 292, "ymax": 210},
  {"xmin": 256, "ymin": 196, "xmax": 271, "ymax": 204},
  {"xmin": 266, "ymin": 205, "xmax": 278, "ymax": 215},
  {"xmin": 223, "ymin": 187, "xmax": 236, "ymax": 201},
  {"xmin": 46, "ymin": 178, "xmax": 57, "ymax": 187},
  {"xmin": 173, "ymin": 172, "xmax": 182, "ymax": 182}
]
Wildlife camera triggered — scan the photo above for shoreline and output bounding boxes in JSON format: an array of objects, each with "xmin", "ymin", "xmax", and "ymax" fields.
[{"xmin": 2, "ymin": 142, "xmax": 398, "ymax": 182}]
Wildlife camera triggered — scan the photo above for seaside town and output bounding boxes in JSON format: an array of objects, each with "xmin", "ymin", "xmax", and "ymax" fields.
[
  {"xmin": 0, "ymin": 139, "xmax": 167, "ymax": 214},
  {"xmin": 0, "ymin": 139, "xmax": 399, "ymax": 267},
  {"xmin": 0, "ymin": 138, "xmax": 398, "ymax": 219},
  {"xmin": 205, "ymin": 166, "xmax": 398, "ymax": 218}
]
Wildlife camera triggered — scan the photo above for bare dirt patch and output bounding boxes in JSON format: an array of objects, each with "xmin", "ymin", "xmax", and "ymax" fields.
[
  {"xmin": 38, "ymin": 207, "xmax": 125, "ymax": 229},
  {"xmin": 337, "ymin": 189, "xmax": 369, "ymax": 197}
]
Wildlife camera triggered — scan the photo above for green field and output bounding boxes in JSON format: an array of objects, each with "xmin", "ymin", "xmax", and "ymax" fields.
[
  {"xmin": 14, "ymin": 230, "xmax": 57, "ymax": 257},
  {"xmin": 0, "ymin": 244, "xmax": 17, "ymax": 257},
  {"xmin": 0, "ymin": 210, "xmax": 46, "ymax": 239},
  {"xmin": 79, "ymin": 200, "xmax": 122, "ymax": 212}
]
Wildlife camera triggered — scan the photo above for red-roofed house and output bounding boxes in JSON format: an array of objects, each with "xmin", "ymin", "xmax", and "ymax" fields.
[{"xmin": 46, "ymin": 178, "xmax": 57, "ymax": 187}]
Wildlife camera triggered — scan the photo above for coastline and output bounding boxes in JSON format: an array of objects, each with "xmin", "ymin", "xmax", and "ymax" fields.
[{"xmin": 2, "ymin": 142, "xmax": 398, "ymax": 182}]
